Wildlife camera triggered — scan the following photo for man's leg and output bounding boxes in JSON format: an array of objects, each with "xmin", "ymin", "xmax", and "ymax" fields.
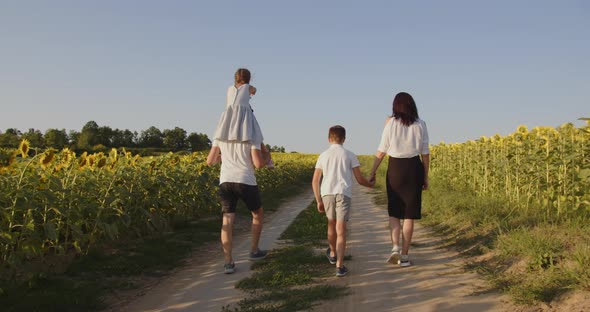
[
  {"xmin": 327, "ymin": 218, "xmax": 337, "ymax": 258},
  {"xmin": 250, "ymin": 207, "xmax": 264, "ymax": 253},
  {"xmin": 335, "ymin": 219, "xmax": 346, "ymax": 268},
  {"xmin": 221, "ymin": 213, "xmax": 236, "ymax": 264}
]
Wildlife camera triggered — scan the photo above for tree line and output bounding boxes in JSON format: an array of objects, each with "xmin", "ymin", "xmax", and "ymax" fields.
[
  {"xmin": 0, "ymin": 121, "xmax": 211, "ymax": 153},
  {"xmin": 0, "ymin": 121, "xmax": 287, "ymax": 154}
]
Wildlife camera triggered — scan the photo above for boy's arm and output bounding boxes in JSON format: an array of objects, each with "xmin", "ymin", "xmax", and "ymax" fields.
[
  {"xmin": 312, "ymin": 168, "xmax": 325, "ymax": 213},
  {"xmin": 353, "ymin": 166, "xmax": 374, "ymax": 187},
  {"xmin": 206, "ymin": 146, "xmax": 221, "ymax": 166},
  {"xmin": 249, "ymin": 85, "xmax": 257, "ymax": 96}
]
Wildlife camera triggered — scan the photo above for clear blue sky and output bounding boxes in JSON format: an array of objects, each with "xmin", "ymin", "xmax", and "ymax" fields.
[{"xmin": 1, "ymin": 1, "xmax": 588, "ymax": 154}]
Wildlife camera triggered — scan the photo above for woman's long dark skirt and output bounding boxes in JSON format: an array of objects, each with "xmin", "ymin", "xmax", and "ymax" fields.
[{"xmin": 385, "ymin": 156, "xmax": 424, "ymax": 219}]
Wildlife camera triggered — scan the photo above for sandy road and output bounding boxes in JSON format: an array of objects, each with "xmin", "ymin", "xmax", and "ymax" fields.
[
  {"xmin": 114, "ymin": 182, "xmax": 511, "ymax": 312},
  {"xmin": 315, "ymin": 184, "xmax": 510, "ymax": 312},
  {"xmin": 113, "ymin": 189, "xmax": 315, "ymax": 312}
]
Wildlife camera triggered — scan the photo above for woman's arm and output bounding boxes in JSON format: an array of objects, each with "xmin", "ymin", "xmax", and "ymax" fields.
[
  {"xmin": 369, "ymin": 151, "xmax": 386, "ymax": 183},
  {"xmin": 249, "ymin": 85, "xmax": 257, "ymax": 96},
  {"xmin": 421, "ymin": 154, "xmax": 430, "ymax": 190}
]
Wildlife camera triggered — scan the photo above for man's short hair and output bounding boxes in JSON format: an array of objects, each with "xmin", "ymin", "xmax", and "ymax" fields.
[{"xmin": 329, "ymin": 125, "xmax": 346, "ymax": 143}]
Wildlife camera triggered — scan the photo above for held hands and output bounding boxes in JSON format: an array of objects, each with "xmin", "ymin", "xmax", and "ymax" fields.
[
  {"xmin": 423, "ymin": 177, "xmax": 429, "ymax": 190},
  {"xmin": 368, "ymin": 172, "xmax": 377, "ymax": 186}
]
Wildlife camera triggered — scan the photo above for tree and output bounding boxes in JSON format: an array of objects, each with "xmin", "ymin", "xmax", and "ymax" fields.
[
  {"xmin": 139, "ymin": 126, "xmax": 164, "ymax": 148},
  {"xmin": 78, "ymin": 121, "xmax": 100, "ymax": 149},
  {"xmin": 163, "ymin": 127, "xmax": 187, "ymax": 151},
  {"xmin": 21, "ymin": 128, "xmax": 44, "ymax": 148},
  {"xmin": 187, "ymin": 132, "xmax": 211, "ymax": 151},
  {"xmin": 111, "ymin": 129, "xmax": 136, "ymax": 147},
  {"xmin": 265, "ymin": 144, "xmax": 286, "ymax": 153},
  {"xmin": 68, "ymin": 130, "xmax": 80, "ymax": 148},
  {"xmin": 45, "ymin": 129, "xmax": 69, "ymax": 149},
  {"xmin": 0, "ymin": 128, "xmax": 21, "ymax": 148},
  {"xmin": 96, "ymin": 125, "xmax": 113, "ymax": 147}
]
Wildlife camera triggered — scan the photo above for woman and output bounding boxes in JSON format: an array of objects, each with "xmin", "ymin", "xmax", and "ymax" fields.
[{"xmin": 369, "ymin": 92, "xmax": 430, "ymax": 267}]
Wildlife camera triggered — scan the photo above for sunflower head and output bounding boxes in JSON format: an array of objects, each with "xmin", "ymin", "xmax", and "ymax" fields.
[
  {"xmin": 517, "ymin": 125, "xmax": 529, "ymax": 135},
  {"xmin": 96, "ymin": 152, "xmax": 107, "ymax": 168},
  {"xmin": 40, "ymin": 149, "xmax": 56, "ymax": 170},
  {"xmin": 18, "ymin": 139, "xmax": 30, "ymax": 158},
  {"xmin": 79, "ymin": 152, "xmax": 88, "ymax": 169},
  {"xmin": 109, "ymin": 148, "xmax": 118, "ymax": 163},
  {"xmin": 87, "ymin": 154, "xmax": 96, "ymax": 168}
]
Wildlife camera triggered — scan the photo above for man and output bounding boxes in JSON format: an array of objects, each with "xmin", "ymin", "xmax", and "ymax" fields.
[{"xmin": 207, "ymin": 139, "xmax": 268, "ymax": 274}]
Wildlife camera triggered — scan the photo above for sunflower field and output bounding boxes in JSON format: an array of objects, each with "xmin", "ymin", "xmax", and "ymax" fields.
[
  {"xmin": 430, "ymin": 120, "xmax": 590, "ymax": 222},
  {"xmin": 0, "ymin": 142, "xmax": 316, "ymax": 273}
]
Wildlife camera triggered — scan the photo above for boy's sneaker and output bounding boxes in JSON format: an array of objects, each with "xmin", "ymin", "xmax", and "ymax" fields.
[
  {"xmin": 399, "ymin": 255, "xmax": 411, "ymax": 267},
  {"xmin": 224, "ymin": 262, "xmax": 235, "ymax": 274},
  {"xmin": 249, "ymin": 249, "xmax": 268, "ymax": 261},
  {"xmin": 326, "ymin": 247, "xmax": 337, "ymax": 265},
  {"xmin": 387, "ymin": 249, "xmax": 401, "ymax": 265},
  {"xmin": 336, "ymin": 265, "xmax": 349, "ymax": 277}
]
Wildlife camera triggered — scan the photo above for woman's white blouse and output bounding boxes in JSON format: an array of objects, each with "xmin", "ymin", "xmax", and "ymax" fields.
[{"xmin": 378, "ymin": 118, "xmax": 429, "ymax": 158}]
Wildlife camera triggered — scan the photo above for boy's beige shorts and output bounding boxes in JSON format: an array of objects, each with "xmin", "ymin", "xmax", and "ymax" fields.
[{"xmin": 322, "ymin": 194, "xmax": 351, "ymax": 221}]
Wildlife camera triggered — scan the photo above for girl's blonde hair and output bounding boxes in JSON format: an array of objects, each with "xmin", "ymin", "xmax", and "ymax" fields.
[{"xmin": 234, "ymin": 68, "xmax": 251, "ymax": 85}]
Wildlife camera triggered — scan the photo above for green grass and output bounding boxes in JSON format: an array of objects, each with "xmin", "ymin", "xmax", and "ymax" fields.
[
  {"xmin": 0, "ymin": 218, "xmax": 219, "ymax": 312},
  {"xmin": 225, "ymin": 201, "xmax": 349, "ymax": 312},
  {"xmin": 0, "ymin": 179, "xmax": 312, "ymax": 312},
  {"xmin": 358, "ymin": 155, "xmax": 590, "ymax": 305},
  {"xmin": 421, "ymin": 176, "xmax": 590, "ymax": 304}
]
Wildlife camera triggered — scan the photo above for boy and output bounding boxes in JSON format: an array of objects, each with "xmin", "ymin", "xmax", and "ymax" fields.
[{"xmin": 312, "ymin": 125, "xmax": 374, "ymax": 277}]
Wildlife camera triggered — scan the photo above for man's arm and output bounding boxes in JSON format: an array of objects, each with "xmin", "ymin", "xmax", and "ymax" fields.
[
  {"xmin": 251, "ymin": 147, "xmax": 265, "ymax": 168},
  {"xmin": 206, "ymin": 146, "xmax": 221, "ymax": 166},
  {"xmin": 312, "ymin": 168, "xmax": 325, "ymax": 213},
  {"xmin": 353, "ymin": 167, "xmax": 374, "ymax": 188}
]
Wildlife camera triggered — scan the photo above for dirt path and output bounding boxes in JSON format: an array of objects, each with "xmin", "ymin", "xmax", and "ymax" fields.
[
  {"xmin": 113, "ymin": 189, "xmax": 315, "ymax": 312},
  {"xmin": 115, "ymin": 183, "xmax": 512, "ymax": 312},
  {"xmin": 315, "ymin": 184, "xmax": 511, "ymax": 312}
]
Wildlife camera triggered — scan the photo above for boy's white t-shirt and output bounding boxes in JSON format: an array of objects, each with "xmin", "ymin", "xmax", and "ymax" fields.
[
  {"xmin": 315, "ymin": 144, "xmax": 360, "ymax": 198},
  {"xmin": 213, "ymin": 139, "xmax": 261, "ymax": 186}
]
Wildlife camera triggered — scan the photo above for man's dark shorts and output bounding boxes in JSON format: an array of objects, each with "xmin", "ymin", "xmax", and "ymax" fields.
[{"xmin": 218, "ymin": 182, "xmax": 262, "ymax": 214}]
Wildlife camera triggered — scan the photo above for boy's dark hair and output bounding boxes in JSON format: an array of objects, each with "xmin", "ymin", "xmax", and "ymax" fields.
[
  {"xmin": 329, "ymin": 125, "xmax": 346, "ymax": 143},
  {"xmin": 392, "ymin": 92, "xmax": 419, "ymax": 126},
  {"xmin": 234, "ymin": 68, "xmax": 251, "ymax": 84}
]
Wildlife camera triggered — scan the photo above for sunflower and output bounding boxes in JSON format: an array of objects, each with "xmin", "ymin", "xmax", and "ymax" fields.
[
  {"xmin": 109, "ymin": 148, "xmax": 118, "ymax": 163},
  {"xmin": 87, "ymin": 154, "xmax": 96, "ymax": 167},
  {"xmin": 79, "ymin": 152, "xmax": 88, "ymax": 169},
  {"xmin": 18, "ymin": 139, "xmax": 30, "ymax": 158},
  {"xmin": 97, "ymin": 153, "xmax": 107, "ymax": 168},
  {"xmin": 40, "ymin": 149, "xmax": 56, "ymax": 170},
  {"xmin": 60, "ymin": 148, "xmax": 74, "ymax": 166},
  {"xmin": 517, "ymin": 125, "xmax": 529, "ymax": 134}
]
